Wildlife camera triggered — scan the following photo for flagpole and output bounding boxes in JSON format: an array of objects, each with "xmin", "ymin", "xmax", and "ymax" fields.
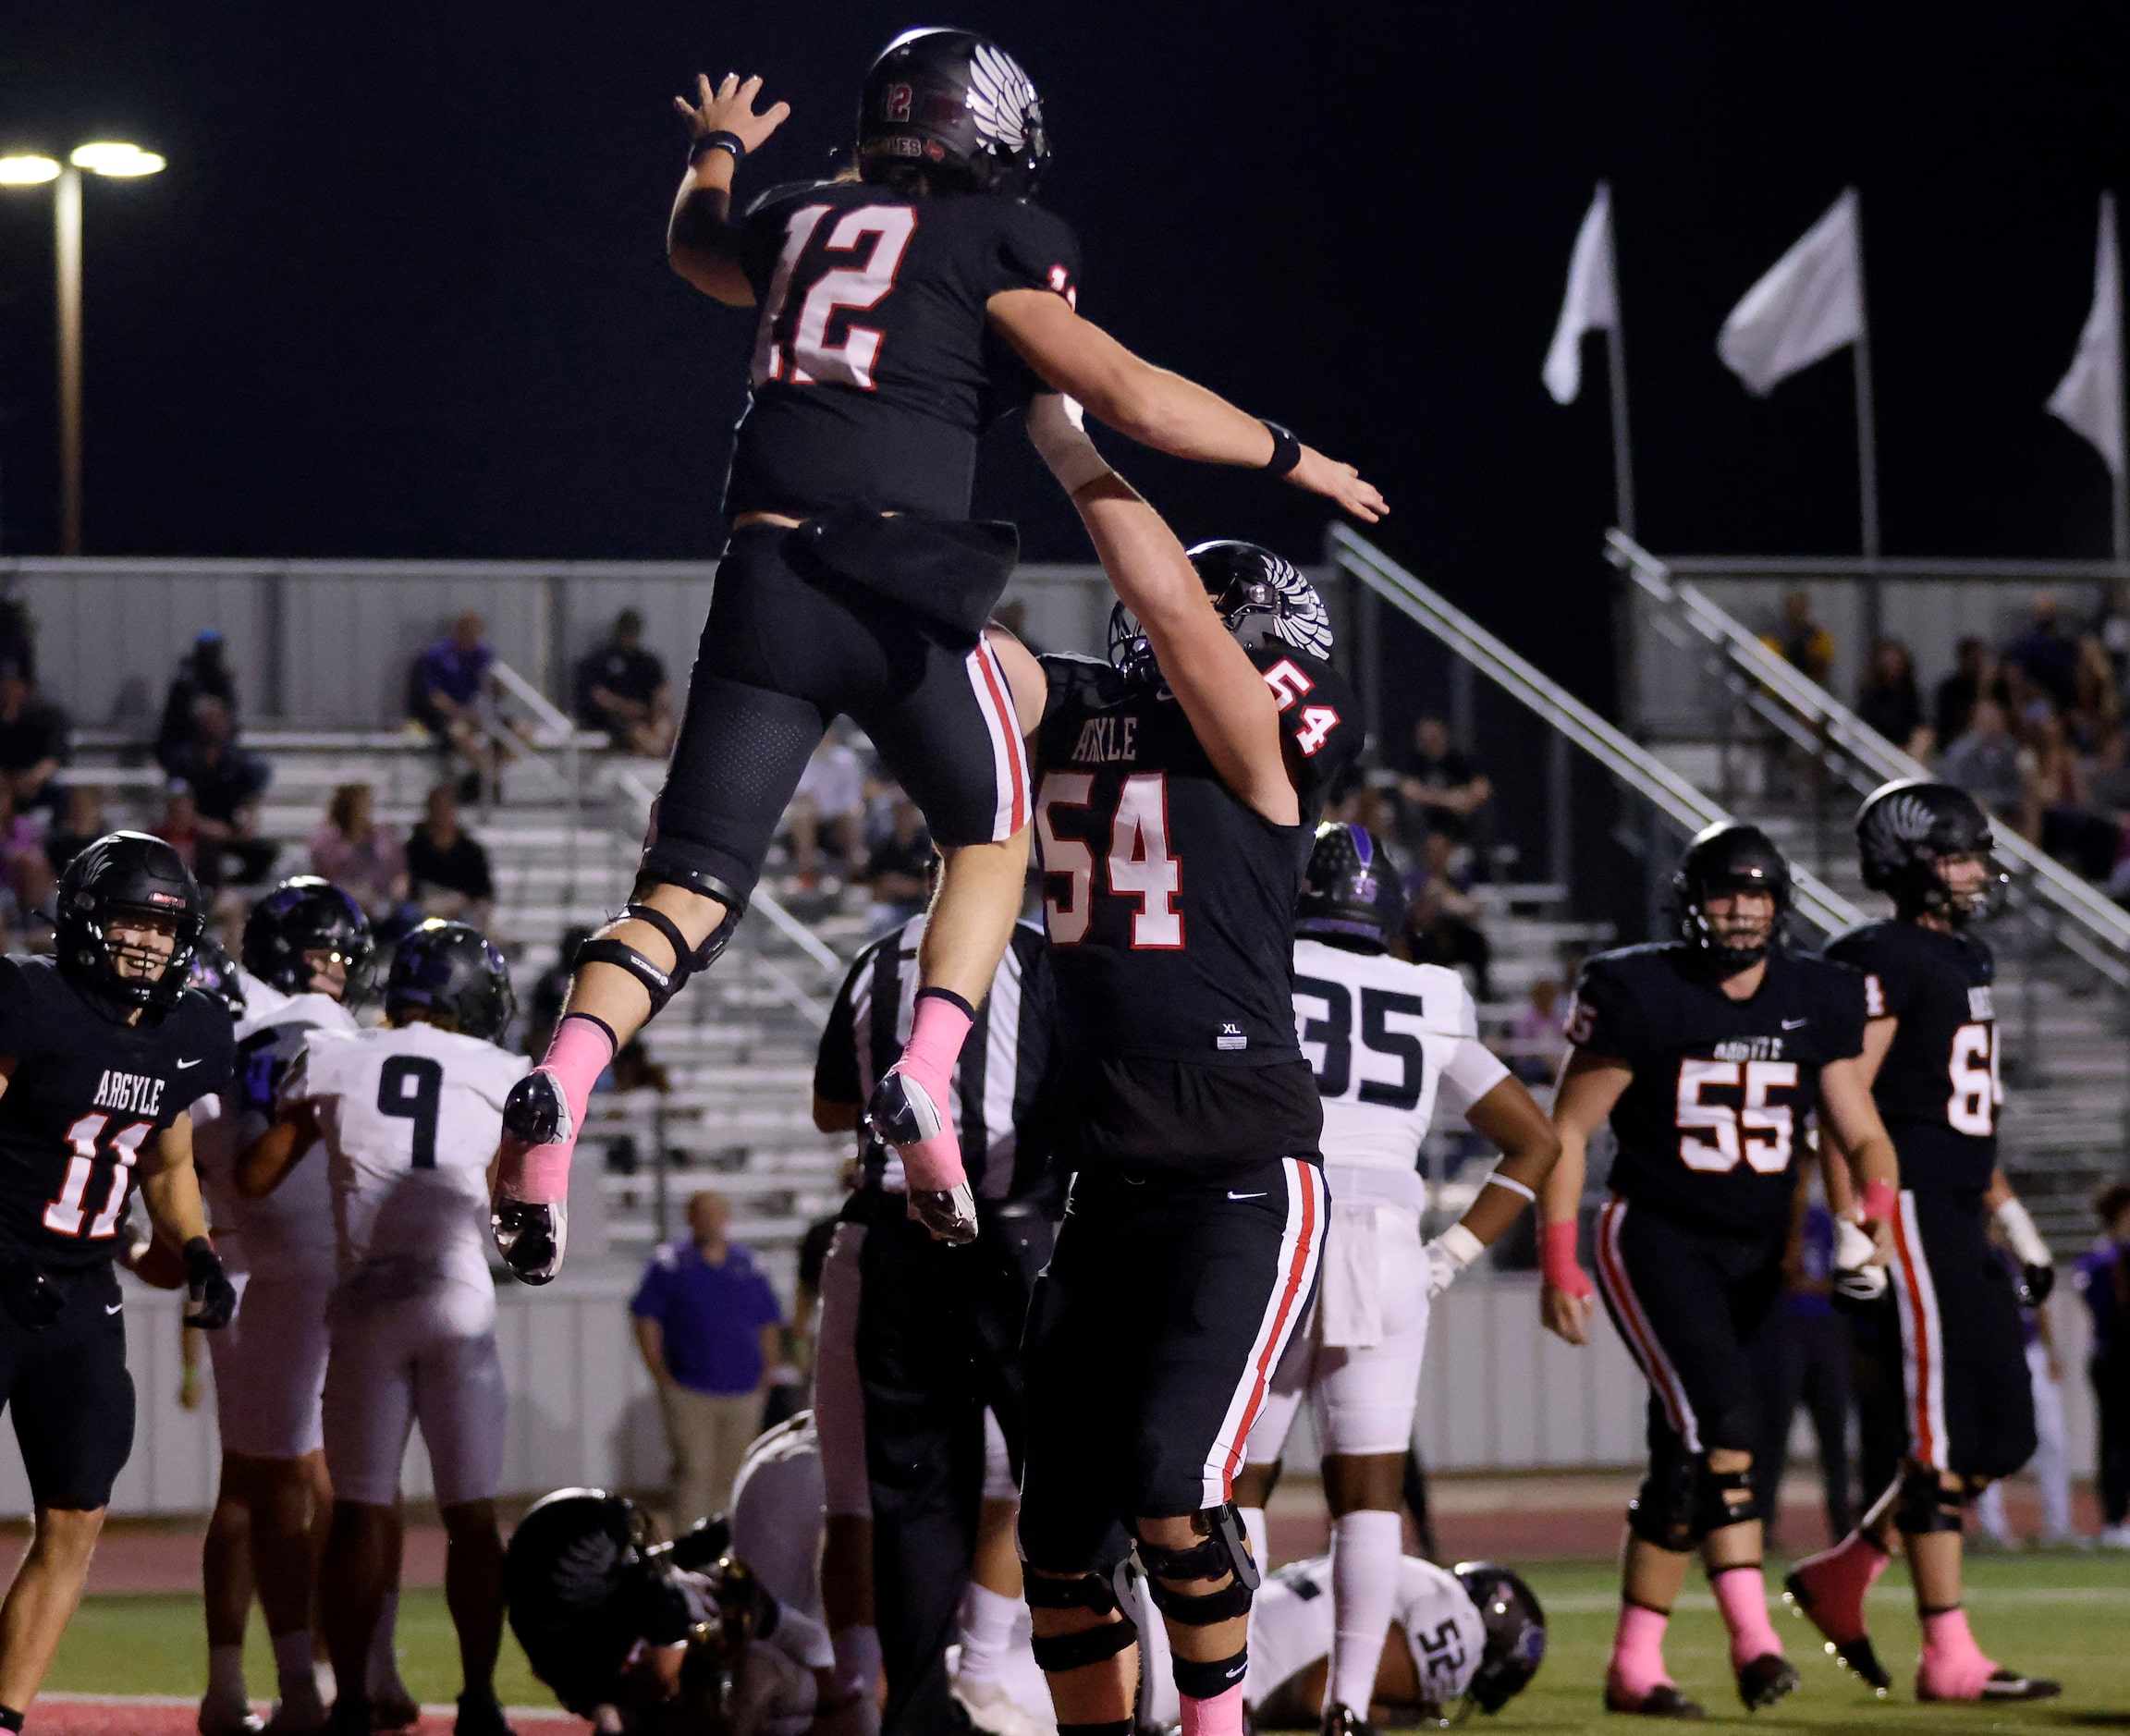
[
  {"xmin": 1599, "ymin": 180, "xmax": 1637, "ymax": 539},
  {"xmin": 1849, "ymin": 189, "xmax": 1882, "ymax": 563}
]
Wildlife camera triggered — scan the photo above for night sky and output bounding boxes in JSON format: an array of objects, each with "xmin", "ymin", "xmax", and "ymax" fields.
[{"xmin": 3, "ymin": 2, "xmax": 2125, "ymax": 711}]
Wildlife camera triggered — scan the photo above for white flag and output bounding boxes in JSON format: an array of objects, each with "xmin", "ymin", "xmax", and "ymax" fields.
[
  {"xmin": 1719, "ymin": 189, "xmax": 1865, "ymax": 396},
  {"xmin": 2047, "ymin": 192, "xmax": 2124, "ymax": 478},
  {"xmin": 1543, "ymin": 184, "xmax": 1617, "ymax": 405}
]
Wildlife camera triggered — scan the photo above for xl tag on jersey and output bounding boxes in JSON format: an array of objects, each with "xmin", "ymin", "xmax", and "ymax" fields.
[
  {"xmin": 1968, "ymin": 985, "xmax": 1994, "ymax": 1021},
  {"xmin": 1217, "ymin": 1022, "xmax": 1247, "ymax": 1052}
]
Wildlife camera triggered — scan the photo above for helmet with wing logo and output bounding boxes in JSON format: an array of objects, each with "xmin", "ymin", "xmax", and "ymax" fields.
[{"xmin": 857, "ymin": 29, "xmax": 1048, "ymax": 196}]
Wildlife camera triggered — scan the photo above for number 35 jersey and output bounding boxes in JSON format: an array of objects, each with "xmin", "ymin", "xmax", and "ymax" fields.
[
  {"xmin": 1033, "ymin": 649, "xmax": 1361, "ymax": 1069},
  {"xmin": 286, "ymin": 1022, "xmax": 528, "ymax": 1314},
  {"xmin": 0, "ymin": 956, "xmax": 233, "ymax": 1268},
  {"xmin": 1566, "ymin": 943, "xmax": 1867, "ymax": 1237},
  {"xmin": 1823, "ymin": 919, "xmax": 1997, "ymax": 1196}
]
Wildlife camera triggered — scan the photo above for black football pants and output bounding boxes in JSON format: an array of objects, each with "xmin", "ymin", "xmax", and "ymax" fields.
[{"xmin": 0, "ymin": 1259, "xmax": 135, "ymax": 1510}]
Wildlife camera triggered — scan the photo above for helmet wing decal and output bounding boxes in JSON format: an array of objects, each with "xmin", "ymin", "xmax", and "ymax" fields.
[{"xmin": 965, "ymin": 42, "xmax": 1038, "ymax": 150}]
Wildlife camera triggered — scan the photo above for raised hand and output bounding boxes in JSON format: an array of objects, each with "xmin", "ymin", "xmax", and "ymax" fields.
[{"xmin": 674, "ymin": 71, "xmax": 792, "ymax": 156}]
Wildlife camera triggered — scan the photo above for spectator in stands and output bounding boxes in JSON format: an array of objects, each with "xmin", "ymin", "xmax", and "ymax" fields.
[
  {"xmin": 1749, "ymin": 1192, "xmax": 1852, "ymax": 1549},
  {"xmin": 862, "ymin": 795, "xmax": 934, "ymax": 935},
  {"xmin": 1406, "ymin": 837, "xmax": 1490, "ymax": 998},
  {"xmin": 2069, "ymin": 633, "xmax": 2123, "ymax": 752},
  {"xmin": 154, "ymin": 629, "xmax": 241, "ymax": 773},
  {"xmin": 630, "ymin": 1190, "xmax": 786, "ymax": 1527},
  {"xmin": 1508, "ymin": 976, "xmax": 1566, "ymax": 1085},
  {"xmin": 2005, "ymin": 589, "xmax": 2081, "ymax": 712},
  {"xmin": 1933, "ymin": 636, "xmax": 1997, "ymax": 750},
  {"xmin": 574, "ymin": 608, "xmax": 672, "ymax": 757},
  {"xmin": 0, "ymin": 782, "xmax": 54, "ymax": 928},
  {"xmin": 2074, "ymin": 1182, "xmax": 2130, "ymax": 1548},
  {"xmin": 784, "ymin": 727, "xmax": 865, "ymax": 888},
  {"xmin": 1855, "ymin": 637, "xmax": 1928, "ymax": 756},
  {"xmin": 309, "ymin": 782, "xmax": 410, "ymax": 929},
  {"xmin": 164, "ymin": 697, "xmax": 276, "ymax": 889},
  {"xmin": 2034, "ymin": 709, "xmax": 2122, "ymax": 876},
  {"xmin": 0, "ymin": 664, "xmax": 67, "ymax": 812},
  {"xmin": 406, "ymin": 782, "xmax": 496, "ymax": 927},
  {"xmin": 407, "ymin": 610, "xmax": 501, "ymax": 795},
  {"xmin": 1764, "ymin": 588, "xmax": 1834, "ymax": 685},
  {"xmin": 1940, "ymin": 698, "xmax": 2032, "ymax": 825},
  {"xmin": 43, "ymin": 782, "xmax": 104, "ymax": 878},
  {"xmin": 154, "ymin": 781, "xmax": 204, "ymax": 877},
  {"xmin": 1399, "ymin": 716, "xmax": 1490, "ymax": 858}
]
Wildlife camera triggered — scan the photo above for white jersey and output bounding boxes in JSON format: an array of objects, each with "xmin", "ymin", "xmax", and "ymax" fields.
[
  {"xmin": 288, "ymin": 1021, "xmax": 527, "ymax": 1319},
  {"xmin": 191, "ymin": 989, "xmax": 357, "ymax": 1280},
  {"xmin": 1248, "ymin": 1555, "xmax": 1486, "ymax": 1711},
  {"xmin": 1291, "ymin": 940, "xmax": 1508, "ymax": 1193}
]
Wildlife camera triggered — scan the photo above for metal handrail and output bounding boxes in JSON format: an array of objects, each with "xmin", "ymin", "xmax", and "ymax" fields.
[
  {"xmin": 1327, "ymin": 525, "xmax": 1862, "ymax": 938},
  {"xmin": 490, "ymin": 658, "xmax": 579, "ymax": 746},
  {"xmin": 1608, "ymin": 531, "xmax": 2130, "ymax": 986}
]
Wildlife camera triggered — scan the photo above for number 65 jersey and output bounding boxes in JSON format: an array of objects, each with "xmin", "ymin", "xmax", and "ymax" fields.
[
  {"xmin": 287, "ymin": 1022, "xmax": 528, "ymax": 1315},
  {"xmin": 1822, "ymin": 919, "xmax": 1998, "ymax": 1196},
  {"xmin": 1564, "ymin": 942, "xmax": 1867, "ymax": 1238}
]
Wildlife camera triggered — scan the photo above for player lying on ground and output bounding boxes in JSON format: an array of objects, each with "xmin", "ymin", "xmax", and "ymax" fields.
[
  {"xmin": 1539, "ymin": 822, "xmax": 1902, "ymax": 1720},
  {"xmin": 1135, "ymin": 1555, "xmax": 1546, "ymax": 1730},
  {"xmin": 0, "ymin": 833, "xmax": 238, "ymax": 1731},
  {"xmin": 239, "ymin": 922, "xmax": 530, "ymax": 1736},
  {"xmin": 189, "ymin": 878, "xmax": 427, "ymax": 1735},
  {"xmin": 495, "ymin": 28, "xmax": 1385, "ymax": 1278},
  {"xmin": 506, "ymin": 1487, "xmax": 851, "ymax": 1736},
  {"xmin": 1233, "ymin": 820, "xmax": 1561, "ymax": 1736},
  {"xmin": 1785, "ymin": 780, "xmax": 2061, "ymax": 1702}
]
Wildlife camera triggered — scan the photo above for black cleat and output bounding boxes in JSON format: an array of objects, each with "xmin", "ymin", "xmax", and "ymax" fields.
[
  {"xmin": 454, "ymin": 1693, "xmax": 519, "ymax": 1735},
  {"xmin": 501, "ymin": 1069, "xmax": 571, "ymax": 1146},
  {"xmin": 1320, "ymin": 1705, "xmax": 1378, "ymax": 1736},
  {"xmin": 1603, "ymin": 1683, "xmax": 1705, "ymax": 1719},
  {"xmin": 1977, "ymin": 1669, "xmax": 2063, "ymax": 1701},
  {"xmin": 492, "ymin": 1197, "xmax": 567, "ymax": 1285},
  {"xmin": 1734, "ymin": 1654, "xmax": 1799, "ymax": 1710}
]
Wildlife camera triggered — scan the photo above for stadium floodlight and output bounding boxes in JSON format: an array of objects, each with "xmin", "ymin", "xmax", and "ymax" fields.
[
  {"xmin": 69, "ymin": 141, "xmax": 164, "ymax": 177},
  {"xmin": 0, "ymin": 155, "xmax": 62, "ymax": 185}
]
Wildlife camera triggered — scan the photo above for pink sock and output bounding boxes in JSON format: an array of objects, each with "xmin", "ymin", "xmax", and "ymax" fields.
[
  {"xmin": 887, "ymin": 990, "xmax": 973, "ymax": 1191},
  {"xmin": 1710, "ymin": 1567, "xmax": 1783, "ymax": 1669},
  {"xmin": 1608, "ymin": 1603, "xmax": 1671, "ymax": 1701},
  {"xmin": 1179, "ymin": 1682, "xmax": 1246, "ymax": 1736},
  {"xmin": 503, "ymin": 1015, "xmax": 614, "ymax": 1203},
  {"xmin": 1918, "ymin": 1607, "xmax": 1996, "ymax": 1699}
]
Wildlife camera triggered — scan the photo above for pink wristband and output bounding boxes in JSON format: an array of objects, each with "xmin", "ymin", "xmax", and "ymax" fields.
[
  {"xmin": 1540, "ymin": 1220, "xmax": 1592, "ymax": 1298},
  {"xmin": 1862, "ymin": 1179, "xmax": 1897, "ymax": 1226}
]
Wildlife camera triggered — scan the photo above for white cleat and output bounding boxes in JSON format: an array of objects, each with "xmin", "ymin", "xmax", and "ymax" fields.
[
  {"xmin": 952, "ymin": 1679, "xmax": 1054, "ymax": 1736},
  {"xmin": 493, "ymin": 1198, "xmax": 569, "ymax": 1285}
]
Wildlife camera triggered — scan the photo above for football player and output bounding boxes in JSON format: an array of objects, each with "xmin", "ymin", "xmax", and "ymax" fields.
[
  {"xmin": 495, "ymin": 28, "xmax": 1386, "ymax": 1278},
  {"xmin": 1232, "ymin": 823, "xmax": 1560, "ymax": 1736},
  {"xmin": 239, "ymin": 921, "xmax": 528, "ymax": 1736},
  {"xmin": 1536, "ymin": 823, "xmax": 1901, "ymax": 1718},
  {"xmin": 1136, "ymin": 1555, "xmax": 1546, "ymax": 1730},
  {"xmin": 1000, "ymin": 401, "xmax": 1359, "ymax": 1736},
  {"xmin": 1785, "ymin": 781, "xmax": 2061, "ymax": 1702},
  {"xmin": 191, "ymin": 878, "xmax": 412, "ymax": 1735},
  {"xmin": 0, "ymin": 832, "xmax": 238, "ymax": 1730}
]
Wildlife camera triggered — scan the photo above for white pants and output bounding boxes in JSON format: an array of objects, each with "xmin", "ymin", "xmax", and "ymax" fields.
[
  {"xmin": 322, "ymin": 1286, "xmax": 505, "ymax": 1508},
  {"xmin": 1977, "ymin": 1339, "xmax": 2072, "ymax": 1541},
  {"xmin": 208, "ymin": 1271, "xmax": 331, "ymax": 1461},
  {"xmin": 1245, "ymin": 1170, "xmax": 1429, "ymax": 1463}
]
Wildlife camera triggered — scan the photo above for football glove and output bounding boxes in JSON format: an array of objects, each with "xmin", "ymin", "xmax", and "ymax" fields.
[
  {"xmin": 181, "ymin": 1237, "xmax": 239, "ymax": 1330},
  {"xmin": 1832, "ymin": 1215, "xmax": 1888, "ymax": 1303},
  {"xmin": 1422, "ymin": 1224, "xmax": 1485, "ymax": 1299},
  {"xmin": 1994, "ymin": 1196, "xmax": 2054, "ymax": 1309}
]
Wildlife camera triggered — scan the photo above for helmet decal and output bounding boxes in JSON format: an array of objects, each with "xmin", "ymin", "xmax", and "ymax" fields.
[
  {"xmin": 966, "ymin": 42, "xmax": 1039, "ymax": 150},
  {"xmin": 1258, "ymin": 554, "xmax": 1334, "ymax": 660},
  {"xmin": 1872, "ymin": 790, "xmax": 1938, "ymax": 846}
]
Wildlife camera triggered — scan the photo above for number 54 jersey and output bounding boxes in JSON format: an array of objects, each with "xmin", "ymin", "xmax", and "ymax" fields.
[
  {"xmin": 1565, "ymin": 943, "xmax": 1867, "ymax": 1237},
  {"xmin": 287, "ymin": 1022, "xmax": 529, "ymax": 1318}
]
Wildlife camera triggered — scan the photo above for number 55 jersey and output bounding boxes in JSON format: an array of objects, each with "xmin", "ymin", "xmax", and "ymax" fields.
[{"xmin": 1565, "ymin": 942, "xmax": 1867, "ymax": 1237}]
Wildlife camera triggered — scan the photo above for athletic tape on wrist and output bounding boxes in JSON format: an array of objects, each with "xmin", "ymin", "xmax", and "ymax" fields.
[{"xmin": 1438, "ymin": 1223, "xmax": 1485, "ymax": 1270}]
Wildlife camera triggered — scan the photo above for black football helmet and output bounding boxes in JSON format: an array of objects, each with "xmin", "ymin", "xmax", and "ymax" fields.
[
  {"xmin": 386, "ymin": 920, "xmax": 514, "ymax": 1042},
  {"xmin": 1673, "ymin": 821, "xmax": 1791, "ymax": 974},
  {"xmin": 1454, "ymin": 1561, "xmax": 1546, "ymax": 1714},
  {"xmin": 242, "ymin": 875, "xmax": 373, "ymax": 998},
  {"xmin": 1295, "ymin": 823, "xmax": 1404, "ymax": 951},
  {"xmin": 187, "ymin": 932, "xmax": 248, "ymax": 1021},
  {"xmin": 1855, "ymin": 778, "xmax": 2004, "ymax": 924},
  {"xmin": 857, "ymin": 29, "xmax": 1047, "ymax": 196},
  {"xmin": 1108, "ymin": 541, "xmax": 1333, "ymax": 686},
  {"xmin": 55, "ymin": 830, "xmax": 207, "ymax": 1016},
  {"xmin": 505, "ymin": 1488, "xmax": 652, "ymax": 1717}
]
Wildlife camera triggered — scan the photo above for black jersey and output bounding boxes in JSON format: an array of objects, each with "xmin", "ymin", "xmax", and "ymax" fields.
[
  {"xmin": 729, "ymin": 179, "xmax": 1080, "ymax": 521},
  {"xmin": 1566, "ymin": 943, "xmax": 1867, "ymax": 1237},
  {"xmin": 1824, "ymin": 919, "xmax": 1998, "ymax": 1196},
  {"xmin": 0, "ymin": 959, "xmax": 233, "ymax": 1269},
  {"xmin": 1032, "ymin": 648, "xmax": 1361, "ymax": 1068}
]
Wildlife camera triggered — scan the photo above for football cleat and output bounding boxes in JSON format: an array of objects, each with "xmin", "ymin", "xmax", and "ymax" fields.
[
  {"xmin": 1601, "ymin": 1682, "xmax": 1704, "ymax": 1719},
  {"xmin": 502, "ymin": 1069, "xmax": 574, "ymax": 1151},
  {"xmin": 493, "ymin": 1198, "xmax": 569, "ymax": 1286},
  {"xmin": 1733, "ymin": 1654, "xmax": 1799, "ymax": 1711},
  {"xmin": 197, "ymin": 1700, "xmax": 265, "ymax": 1736},
  {"xmin": 951, "ymin": 1679, "xmax": 1050, "ymax": 1736},
  {"xmin": 1782, "ymin": 1555, "xmax": 1891, "ymax": 1693},
  {"xmin": 1916, "ymin": 1659, "xmax": 2062, "ymax": 1703},
  {"xmin": 1974, "ymin": 1669, "xmax": 2063, "ymax": 1702},
  {"xmin": 452, "ymin": 1693, "xmax": 520, "ymax": 1736},
  {"xmin": 1319, "ymin": 1704, "xmax": 1378, "ymax": 1736},
  {"xmin": 866, "ymin": 1070, "xmax": 978, "ymax": 1245}
]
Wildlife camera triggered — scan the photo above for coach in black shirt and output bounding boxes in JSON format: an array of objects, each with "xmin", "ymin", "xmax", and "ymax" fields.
[
  {"xmin": 407, "ymin": 784, "xmax": 496, "ymax": 925},
  {"xmin": 574, "ymin": 610, "xmax": 671, "ymax": 757}
]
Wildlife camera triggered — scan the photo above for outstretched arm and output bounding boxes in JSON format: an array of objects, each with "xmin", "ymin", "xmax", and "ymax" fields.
[
  {"xmin": 990, "ymin": 291, "xmax": 1385, "ymax": 522},
  {"xmin": 667, "ymin": 72, "xmax": 792, "ymax": 305}
]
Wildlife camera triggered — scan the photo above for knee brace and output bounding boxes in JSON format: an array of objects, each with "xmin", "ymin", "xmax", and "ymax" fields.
[
  {"xmin": 1024, "ymin": 1569, "xmax": 1139, "ymax": 1673},
  {"xmin": 1133, "ymin": 1505, "xmax": 1261, "ymax": 1626},
  {"xmin": 1893, "ymin": 1465, "xmax": 1965, "ymax": 1535},
  {"xmin": 578, "ymin": 887, "xmax": 743, "ymax": 1018},
  {"xmin": 1692, "ymin": 1459, "xmax": 1760, "ymax": 1538},
  {"xmin": 1626, "ymin": 1442, "xmax": 1698, "ymax": 1553}
]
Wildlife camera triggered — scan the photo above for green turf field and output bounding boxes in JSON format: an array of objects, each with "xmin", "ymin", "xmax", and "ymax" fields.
[{"xmin": 40, "ymin": 1553, "xmax": 2130, "ymax": 1730}]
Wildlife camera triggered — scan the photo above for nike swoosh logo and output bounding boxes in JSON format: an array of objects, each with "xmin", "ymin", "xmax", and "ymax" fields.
[
  {"xmin": 1225, "ymin": 1664, "xmax": 1246, "ymax": 1680},
  {"xmin": 1781, "ymin": 1019, "xmax": 1808, "ymax": 1030},
  {"xmin": 104, "ymin": 1302, "xmax": 122, "ymax": 1314},
  {"xmin": 177, "ymin": 1057, "xmax": 204, "ymax": 1070},
  {"xmin": 1228, "ymin": 1191, "xmax": 1267, "ymax": 1201}
]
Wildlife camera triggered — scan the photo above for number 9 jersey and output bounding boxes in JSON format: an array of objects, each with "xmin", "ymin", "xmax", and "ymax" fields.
[{"xmin": 1563, "ymin": 942, "xmax": 1867, "ymax": 1237}]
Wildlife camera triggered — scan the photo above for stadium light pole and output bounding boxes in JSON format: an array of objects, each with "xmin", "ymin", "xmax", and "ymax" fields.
[{"xmin": 0, "ymin": 141, "xmax": 166, "ymax": 555}]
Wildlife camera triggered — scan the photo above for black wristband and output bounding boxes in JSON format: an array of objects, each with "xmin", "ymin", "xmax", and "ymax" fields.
[
  {"xmin": 689, "ymin": 130, "xmax": 746, "ymax": 166},
  {"xmin": 1261, "ymin": 421, "xmax": 1303, "ymax": 477}
]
